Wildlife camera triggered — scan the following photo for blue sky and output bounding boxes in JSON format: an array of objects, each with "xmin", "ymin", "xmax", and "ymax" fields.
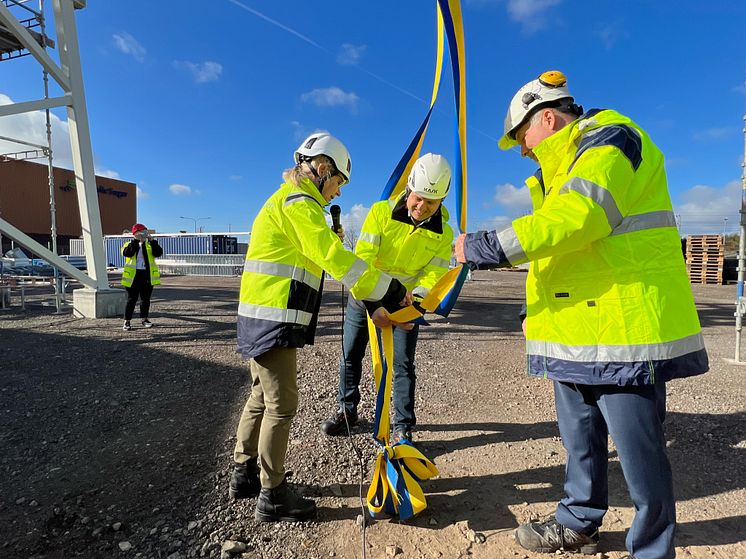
[{"xmin": 1, "ymin": 0, "xmax": 745, "ymax": 237}]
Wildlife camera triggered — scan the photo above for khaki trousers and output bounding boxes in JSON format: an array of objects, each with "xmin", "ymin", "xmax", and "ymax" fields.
[{"xmin": 233, "ymin": 347, "xmax": 298, "ymax": 489}]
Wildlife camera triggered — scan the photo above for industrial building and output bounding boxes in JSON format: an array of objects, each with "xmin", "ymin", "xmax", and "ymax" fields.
[{"xmin": 0, "ymin": 159, "xmax": 136, "ymax": 256}]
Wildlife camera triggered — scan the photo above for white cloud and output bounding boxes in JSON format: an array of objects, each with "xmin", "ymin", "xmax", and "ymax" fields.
[
  {"xmin": 341, "ymin": 204, "xmax": 370, "ymax": 231},
  {"xmin": 324, "ymin": 203, "xmax": 370, "ymax": 232},
  {"xmin": 112, "ymin": 32, "xmax": 146, "ymax": 62},
  {"xmin": 0, "ymin": 93, "xmax": 119, "ymax": 178},
  {"xmin": 337, "ymin": 43, "xmax": 366, "ymax": 66},
  {"xmin": 96, "ymin": 167, "xmax": 120, "ymax": 179},
  {"xmin": 675, "ymin": 180, "xmax": 741, "ymax": 235},
  {"xmin": 477, "ymin": 215, "xmax": 513, "ymax": 231},
  {"xmin": 593, "ymin": 23, "xmax": 629, "ymax": 49},
  {"xmin": 506, "ymin": 0, "xmax": 562, "ymax": 33},
  {"xmin": 136, "ymin": 186, "xmax": 150, "ymax": 200},
  {"xmin": 301, "ymin": 87, "xmax": 359, "ymax": 112},
  {"xmin": 490, "ymin": 182, "xmax": 533, "ymax": 213},
  {"xmin": 692, "ymin": 127, "xmax": 738, "ymax": 141},
  {"xmin": 229, "ymin": 175, "xmax": 243, "ymax": 181},
  {"xmin": 169, "ymin": 183, "xmax": 193, "ymax": 196},
  {"xmin": 173, "ymin": 60, "xmax": 223, "ymax": 83}
]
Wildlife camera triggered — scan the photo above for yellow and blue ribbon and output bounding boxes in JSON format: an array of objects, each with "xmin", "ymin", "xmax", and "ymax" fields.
[
  {"xmin": 380, "ymin": 0, "xmax": 470, "ymax": 319},
  {"xmin": 365, "ymin": 266, "xmax": 465, "ymax": 520},
  {"xmin": 366, "ymin": 0, "xmax": 470, "ymax": 521}
]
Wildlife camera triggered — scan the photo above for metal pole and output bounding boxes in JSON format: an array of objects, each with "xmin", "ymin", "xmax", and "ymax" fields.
[
  {"xmin": 734, "ymin": 110, "xmax": 746, "ymax": 362},
  {"xmin": 40, "ymin": 0, "xmax": 62, "ymax": 313}
]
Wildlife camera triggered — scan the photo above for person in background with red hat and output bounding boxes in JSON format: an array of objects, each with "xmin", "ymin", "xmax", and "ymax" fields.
[{"xmin": 121, "ymin": 223, "xmax": 163, "ymax": 331}]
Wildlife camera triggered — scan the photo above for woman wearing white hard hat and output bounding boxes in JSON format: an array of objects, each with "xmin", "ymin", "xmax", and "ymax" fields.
[{"xmin": 229, "ymin": 132, "xmax": 411, "ymax": 522}]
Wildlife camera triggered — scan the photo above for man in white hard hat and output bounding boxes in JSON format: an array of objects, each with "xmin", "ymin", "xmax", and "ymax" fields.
[
  {"xmin": 455, "ymin": 71, "xmax": 708, "ymax": 559},
  {"xmin": 320, "ymin": 153, "xmax": 454, "ymax": 445},
  {"xmin": 230, "ymin": 132, "xmax": 413, "ymax": 522}
]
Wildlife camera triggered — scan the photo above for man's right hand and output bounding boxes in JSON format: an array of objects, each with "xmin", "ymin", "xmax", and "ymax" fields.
[
  {"xmin": 455, "ymin": 233, "xmax": 467, "ymax": 263},
  {"xmin": 399, "ymin": 290, "xmax": 414, "ymax": 307},
  {"xmin": 370, "ymin": 307, "xmax": 393, "ymax": 328}
]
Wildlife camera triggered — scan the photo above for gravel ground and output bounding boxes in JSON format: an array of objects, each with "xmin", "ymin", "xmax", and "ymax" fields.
[{"xmin": 0, "ymin": 272, "xmax": 744, "ymax": 559}]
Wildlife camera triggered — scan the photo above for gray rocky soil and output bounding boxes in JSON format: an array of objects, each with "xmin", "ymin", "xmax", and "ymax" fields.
[{"xmin": 0, "ymin": 271, "xmax": 744, "ymax": 559}]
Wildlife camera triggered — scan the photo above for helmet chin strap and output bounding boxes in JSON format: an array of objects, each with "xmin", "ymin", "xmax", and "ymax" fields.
[{"xmin": 302, "ymin": 158, "xmax": 332, "ymax": 193}]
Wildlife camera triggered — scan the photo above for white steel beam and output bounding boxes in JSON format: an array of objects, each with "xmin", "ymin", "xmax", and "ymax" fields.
[
  {"xmin": 51, "ymin": 0, "xmax": 108, "ymax": 290},
  {"xmin": 0, "ymin": 217, "xmax": 95, "ymax": 288},
  {"xmin": 0, "ymin": 3, "xmax": 70, "ymax": 90},
  {"xmin": 0, "ymin": 95, "xmax": 71, "ymax": 117}
]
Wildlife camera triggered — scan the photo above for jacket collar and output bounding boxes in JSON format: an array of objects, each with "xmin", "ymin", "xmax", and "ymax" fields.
[
  {"xmin": 296, "ymin": 176, "xmax": 328, "ymax": 207},
  {"xmin": 390, "ymin": 192, "xmax": 444, "ymax": 234},
  {"xmin": 532, "ymin": 118, "xmax": 577, "ymax": 180}
]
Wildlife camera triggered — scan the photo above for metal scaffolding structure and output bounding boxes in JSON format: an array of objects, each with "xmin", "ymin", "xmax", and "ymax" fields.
[
  {"xmin": 732, "ymin": 110, "xmax": 746, "ymax": 362},
  {"xmin": 0, "ymin": 0, "xmax": 125, "ymax": 317}
]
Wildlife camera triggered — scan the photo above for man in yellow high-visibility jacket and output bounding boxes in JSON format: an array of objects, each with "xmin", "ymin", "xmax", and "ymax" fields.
[
  {"xmin": 320, "ymin": 153, "xmax": 454, "ymax": 444},
  {"xmin": 456, "ymin": 71, "xmax": 708, "ymax": 559},
  {"xmin": 230, "ymin": 132, "xmax": 411, "ymax": 523}
]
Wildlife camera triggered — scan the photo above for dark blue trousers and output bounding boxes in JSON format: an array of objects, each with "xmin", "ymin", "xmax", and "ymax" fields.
[
  {"xmin": 337, "ymin": 299, "xmax": 419, "ymax": 432},
  {"xmin": 553, "ymin": 381, "xmax": 675, "ymax": 559}
]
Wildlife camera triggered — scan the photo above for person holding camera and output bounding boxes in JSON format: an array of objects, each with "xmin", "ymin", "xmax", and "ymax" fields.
[{"xmin": 121, "ymin": 223, "xmax": 163, "ymax": 331}]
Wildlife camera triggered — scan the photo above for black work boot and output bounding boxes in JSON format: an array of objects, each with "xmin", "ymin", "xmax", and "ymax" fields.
[
  {"xmin": 255, "ymin": 479, "xmax": 316, "ymax": 522},
  {"xmin": 228, "ymin": 461, "xmax": 260, "ymax": 500},
  {"xmin": 515, "ymin": 516, "xmax": 599, "ymax": 554},
  {"xmin": 320, "ymin": 408, "xmax": 358, "ymax": 436}
]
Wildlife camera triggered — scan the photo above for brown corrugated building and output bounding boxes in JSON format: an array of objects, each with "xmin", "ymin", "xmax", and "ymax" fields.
[{"xmin": 0, "ymin": 159, "xmax": 136, "ymax": 255}]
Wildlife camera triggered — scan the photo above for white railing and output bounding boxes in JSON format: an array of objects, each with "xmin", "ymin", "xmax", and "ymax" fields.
[{"xmin": 156, "ymin": 254, "xmax": 244, "ymax": 277}]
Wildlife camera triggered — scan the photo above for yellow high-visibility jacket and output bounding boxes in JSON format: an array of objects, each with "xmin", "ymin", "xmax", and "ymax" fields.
[
  {"xmin": 355, "ymin": 194, "xmax": 454, "ymax": 299},
  {"xmin": 464, "ymin": 109, "xmax": 708, "ymax": 385},
  {"xmin": 121, "ymin": 240, "xmax": 161, "ymax": 287},
  {"xmin": 237, "ymin": 177, "xmax": 404, "ymax": 359}
]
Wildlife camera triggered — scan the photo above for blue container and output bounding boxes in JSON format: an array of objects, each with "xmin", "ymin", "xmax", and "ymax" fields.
[{"xmin": 105, "ymin": 235, "xmax": 213, "ymax": 267}]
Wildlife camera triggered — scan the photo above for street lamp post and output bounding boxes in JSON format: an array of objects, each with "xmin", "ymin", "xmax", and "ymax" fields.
[{"xmin": 179, "ymin": 216, "xmax": 211, "ymax": 233}]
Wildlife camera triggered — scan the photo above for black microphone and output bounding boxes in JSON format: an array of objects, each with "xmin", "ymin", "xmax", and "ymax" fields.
[{"xmin": 330, "ymin": 204, "xmax": 342, "ymax": 233}]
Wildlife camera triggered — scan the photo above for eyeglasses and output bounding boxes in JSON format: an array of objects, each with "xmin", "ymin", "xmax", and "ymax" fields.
[{"xmin": 336, "ymin": 173, "xmax": 348, "ymax": 187}]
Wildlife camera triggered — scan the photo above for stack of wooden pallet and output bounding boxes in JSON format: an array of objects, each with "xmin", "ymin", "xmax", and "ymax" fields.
[{"xmin": 686, "ymin": 234, "xmax": 724, "ymax": 285}]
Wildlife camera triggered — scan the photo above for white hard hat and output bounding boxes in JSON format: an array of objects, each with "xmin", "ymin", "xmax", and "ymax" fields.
[
  {"xmin": 498, "ymin": 70, "xmax": 577, "ymax": 150},
  {"xmin": 294, "ymin": 132, "xmax": 352, "ymax": 181},
  {"xmin": 407, "ymin": 153, "xmax": 452, "ymax": 200}
]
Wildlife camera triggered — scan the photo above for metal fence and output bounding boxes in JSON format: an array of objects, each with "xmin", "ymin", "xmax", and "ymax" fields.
[
  {"xmin": 157, "ymin": 254, "xmax": 244, "ymax": 277},
  {"xmin": 69, "ymin": 233, "xmax": 245, "ymax": 268}
]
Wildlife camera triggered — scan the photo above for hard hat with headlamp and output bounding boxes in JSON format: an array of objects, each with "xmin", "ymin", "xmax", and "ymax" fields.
[
  {"xmin": 407, "ymin": 153, "xmax": 452, "ymax": 200},
  {"xmin": 294, "ymin": 132, "xmax": 352, "ymax": 182},
  {"xmin": 498, "ymin": 70, "xmax": 583, "ymax": 151}
]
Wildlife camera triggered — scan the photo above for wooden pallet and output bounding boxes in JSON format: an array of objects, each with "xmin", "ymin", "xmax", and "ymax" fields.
[
  {"xmin": 686, "ymin": 255, "xmax": 724, "ymax": 263},
  {"xmin": 685, "ymin": 234, "xmax": 724, "ymax": 282},
  {"xmin": 687, "ymin": 234, "xmax": 723, "ymax": 245},
  {"xmin": 688, "ymin": 268, "xmax": 723, "ymax": 285}
]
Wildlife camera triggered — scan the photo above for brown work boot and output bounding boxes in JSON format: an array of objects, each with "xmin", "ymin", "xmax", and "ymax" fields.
[
  {"xmin": 320, "ymin": 408, "xmax": 358, "ymax": 436},
  {"xmin": 515, "ymin": 516, "xmax": 599, "ymax": 554},
  {"xmin": 255, "ymin": 479, "xmax": 316, "ymax": 522}
]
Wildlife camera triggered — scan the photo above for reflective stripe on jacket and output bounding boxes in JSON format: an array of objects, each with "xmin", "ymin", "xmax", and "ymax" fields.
[
  {"xmin": 237, "ymin": 177, "xmax": 396, "ymax": 359},
  {"xmin": 355, "ymin": 194, "xmax": 454, "ymax": 299},
  {"xmin": 121, "ymin": 241, "xmax": 161, "ymax": 287},
  {"xmin": 464, "ymin": 109, "xmax": 708, "ymax": 385}
]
